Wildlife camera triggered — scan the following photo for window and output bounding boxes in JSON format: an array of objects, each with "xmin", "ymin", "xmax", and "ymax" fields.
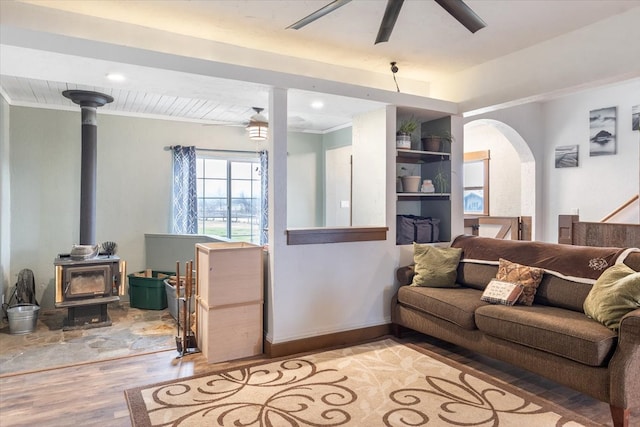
[
  {"xmin": 463, "ymin": 150, "xmax": 490, "ymax": 215},
  {"xmin": 196, "ymin": 156, "xmax": 262, "ymax": 244}
]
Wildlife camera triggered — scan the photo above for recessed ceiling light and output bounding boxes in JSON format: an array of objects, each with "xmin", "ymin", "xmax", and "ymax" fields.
[
  {"xmin": 311, "ymin": 100, "xmax": 324, "ymax": 109},
  {"xmin": 106, "ymin": 73, "xmax": 125, "ymax": 82}
]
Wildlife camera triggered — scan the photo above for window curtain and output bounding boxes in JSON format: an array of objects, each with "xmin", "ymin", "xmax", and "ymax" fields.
[
  {"xmin": 172, "ymin": 145, "xmax": 197, "ymax": 234},
  {"xmin": 259, "ymin": 150, "xmax": 269, "ymax": 245}
]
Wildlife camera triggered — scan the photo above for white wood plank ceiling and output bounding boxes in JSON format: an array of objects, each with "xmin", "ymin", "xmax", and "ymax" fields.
[{"xmin": 0, "ymin": 75, "xmax": 260, "ymax": 126}]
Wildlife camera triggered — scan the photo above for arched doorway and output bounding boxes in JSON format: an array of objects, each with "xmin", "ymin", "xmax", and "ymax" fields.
[{"xmin": 464, "ymin": 119, "xmax": 537, "ymax": 239}]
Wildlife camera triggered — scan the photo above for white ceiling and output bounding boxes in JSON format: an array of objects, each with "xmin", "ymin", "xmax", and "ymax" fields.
[
  {"xmin": 0, "ymin": 49, "xmax": 386, "ymax": 132},
  {"xmin": 1, "ymin": 0, "xmax": 639, "ymax": 131}
]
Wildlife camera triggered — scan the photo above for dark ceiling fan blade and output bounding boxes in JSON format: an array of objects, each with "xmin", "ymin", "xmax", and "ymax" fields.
[
  {"xmin": 375, "ymin": 0, "xmax": 405, "ymax": 44},
  {"xmin": 287, "ymin": 0, "xmax": 353, "ymax": 30},
  {"xmin": 433, "ymin": 0, "xmax": 486, "ymax": 33}
]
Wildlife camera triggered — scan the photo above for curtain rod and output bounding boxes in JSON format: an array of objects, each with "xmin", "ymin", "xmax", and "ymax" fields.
[{"xmin": 165, "ymin": 146, "xmax": 264, "ymax": 154}]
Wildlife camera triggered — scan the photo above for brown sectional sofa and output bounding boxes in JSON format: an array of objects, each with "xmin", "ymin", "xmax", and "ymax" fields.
[{"xmin": 391, "ymin": 235, "xmax": 640, "ymax": 427}]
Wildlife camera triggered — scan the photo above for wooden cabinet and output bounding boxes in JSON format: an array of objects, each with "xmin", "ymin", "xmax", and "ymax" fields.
[
  {"xmin": 396, "ymin": 116, "xmax": 452, "ymax": 244},
  {"xmin": 195, "ymin": 242, "xmax": 263, "ymax": 363}
]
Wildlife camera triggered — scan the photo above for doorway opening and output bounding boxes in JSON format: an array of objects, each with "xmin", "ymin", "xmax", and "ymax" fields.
[{"xmin": 464, "ymin": 119, "xmax": 537, "ymax": 239}]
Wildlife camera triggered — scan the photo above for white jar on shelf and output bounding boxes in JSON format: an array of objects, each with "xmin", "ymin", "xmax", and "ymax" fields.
[{"xmin": 421, "ymin": 179, "xmax": 435, "ymax": 193}]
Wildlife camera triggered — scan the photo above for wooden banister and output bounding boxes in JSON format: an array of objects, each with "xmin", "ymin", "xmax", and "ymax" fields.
[
  {"xmin": 600, "ymin": 194, "xmax": 639, "ymax": 223},
  {"xmin": 558, "ymin": 215, "xmax": 579, "ymax": 245},
  {"xmin": 468, "ymin": 216, "xmax": 531, "ymax": 241}
]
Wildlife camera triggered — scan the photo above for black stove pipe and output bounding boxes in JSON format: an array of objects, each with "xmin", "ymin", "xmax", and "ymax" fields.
[{"xmin": 62, "ymin": 90, "xmax": 114, "ymax": 246}]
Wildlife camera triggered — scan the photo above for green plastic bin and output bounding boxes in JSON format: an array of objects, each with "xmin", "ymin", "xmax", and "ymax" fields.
[{"xmin": 128, "ymin": 270, "xmax": 173, "ymax": 310}]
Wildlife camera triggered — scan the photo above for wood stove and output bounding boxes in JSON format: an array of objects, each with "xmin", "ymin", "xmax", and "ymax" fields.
[
  {"xmin": 54, "ymin": 255, "xmax": 121, "ymax": 329},
  {"xmin": 54, "ymin": 89, "xmax": 120, "ymax": 330}
]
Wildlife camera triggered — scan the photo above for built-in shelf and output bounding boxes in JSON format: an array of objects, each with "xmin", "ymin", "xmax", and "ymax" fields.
[
  {"xmin": 396, "ymin": 149, "xmax": 450, "ymax": 164},
  {"xmin": 395, "ymin": 114, "xmax": 453, "ymax": 245},
  {"xmin": 397, "ymin": 192, "xmax": 450, "ymax": 200}
]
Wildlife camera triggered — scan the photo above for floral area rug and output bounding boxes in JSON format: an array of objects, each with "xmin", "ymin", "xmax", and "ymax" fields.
[{"xmin": 125, "ymin": 338, "xmax": 599, "ymax": 427}]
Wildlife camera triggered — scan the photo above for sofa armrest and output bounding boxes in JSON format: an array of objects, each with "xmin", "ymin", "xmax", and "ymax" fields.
[
  {"xmin": 396, "ymin": 265, "xmax": 415, "ymax": 286},
  {"xmin": 608, "ymin": 308, "xmax": 640, "ymax": 409}
]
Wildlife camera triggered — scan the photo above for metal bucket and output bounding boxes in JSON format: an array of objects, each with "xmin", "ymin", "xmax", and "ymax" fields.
[
  {"xmin": 164, "ymin": 279, "xmax": 195, "ymax": 321},
  {"xmin": 7, "ymin": 304, "xmax": 40, "ymax": 335}
]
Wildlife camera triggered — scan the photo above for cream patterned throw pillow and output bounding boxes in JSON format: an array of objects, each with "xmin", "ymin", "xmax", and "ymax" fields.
[
  {"xmin": 496, "ymin": 258, "xmax": 544, "ymax": 306},
  {"xmin": 481, "ymin": 279, "xmax": 524, "ymax": 306}
]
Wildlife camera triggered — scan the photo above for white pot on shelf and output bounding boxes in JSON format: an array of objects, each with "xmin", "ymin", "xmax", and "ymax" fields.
[{"xmin": 401, "ymin": 175, "xmax": 421, "ymax": 193}]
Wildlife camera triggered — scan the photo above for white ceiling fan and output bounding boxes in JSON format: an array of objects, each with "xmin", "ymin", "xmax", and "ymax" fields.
[
  {"xmin": 201, "ymin": 107, "xmax": 267, "ymax": 126},
  {"xmin": 201, "ymin": 107, "xmax": 269, "ymax": 141}
]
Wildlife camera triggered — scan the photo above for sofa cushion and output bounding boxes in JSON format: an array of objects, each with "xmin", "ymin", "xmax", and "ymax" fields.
[
  {"xmin": 584, "ymin": 263, "xmax": 640, "ymax": 330},
  {"xmin": 397, "ymin": 285, "xmax": 486, "ymax": 330},
  {"xmin": 456, "ymin": 262, "xmax": 498, "ymax": 290},
  {"xmin": 475, "ymin": 304, "xmax": 617, "ymax": 367},
  {"xmin": 534, "ymin": 274, "xmax": 592, "ymax": 312},
  {"xmin": 411, "ymin": 243, "xmax": 462, "ymax": 288},
  {"xmin": 496, "ymin": 258, "xmax": 544, "ymax": 306}
]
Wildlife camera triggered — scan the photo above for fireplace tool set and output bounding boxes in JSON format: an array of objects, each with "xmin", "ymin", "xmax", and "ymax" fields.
[{"xmin": 173, "ymin": 260, "xmax": 199, "ymax": 358}]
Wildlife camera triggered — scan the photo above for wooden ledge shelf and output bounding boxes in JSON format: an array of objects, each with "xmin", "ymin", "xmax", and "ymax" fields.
[{"xmin": 286, "ymin": 227, "xmax": 388, "ymax": 245}]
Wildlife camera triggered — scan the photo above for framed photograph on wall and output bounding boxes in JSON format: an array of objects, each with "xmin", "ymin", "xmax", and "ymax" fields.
[
  {"xmin": 555, "ymin": 145, "xmax": 579, "ymax": 168},
  {"xmin": 633, "ymin": 105, "xmax": 639, "ymax": 131},
  {"xmin": 589, "ymin": 107, "xmax": 617, "ymax": 156}
]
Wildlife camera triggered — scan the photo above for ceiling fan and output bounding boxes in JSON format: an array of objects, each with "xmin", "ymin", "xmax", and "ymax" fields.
[
  {"xmin": 201, "ymin": 107, "xmax": 269, "ymax": 140},
  {"xmin": 287, "ymin": 0, "xmax": 486, "ymax": 44}
]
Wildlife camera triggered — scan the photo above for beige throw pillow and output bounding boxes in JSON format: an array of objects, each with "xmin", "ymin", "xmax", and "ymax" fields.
[
  {"xmin": 583, "ymin": 264, "xmax": 640, "ymax": 331},
  {"xmin": 496, "ymin": 258, "xmax": 544, "ymax": 306},
  {"xmin": 411, "ymin": 243, "xmax": 462, "ymax": 288}
]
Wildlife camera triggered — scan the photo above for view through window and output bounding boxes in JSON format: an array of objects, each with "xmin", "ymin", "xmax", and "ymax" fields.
[
  {"xmin": 196, "ymin": 156, "xmax": 262, "ymax": 243},
  {"xmin": 463, "ymin": 150, "xmax": 490, "ymax": 215}
]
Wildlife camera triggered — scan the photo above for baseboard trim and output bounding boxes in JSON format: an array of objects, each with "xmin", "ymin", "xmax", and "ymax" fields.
[{"xmin": 264, "ymin": 324, "xmax": 392, "ymax": 358}]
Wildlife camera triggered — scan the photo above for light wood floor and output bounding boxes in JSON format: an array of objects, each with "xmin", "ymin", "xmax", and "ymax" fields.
[{"xmin": 0, "ymin": 333, "xmax": 635, "ymax": 426}]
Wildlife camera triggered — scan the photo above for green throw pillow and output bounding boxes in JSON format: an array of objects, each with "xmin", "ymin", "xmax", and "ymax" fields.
[
  {"xmin": 411, "ymin": 243, "xmax": 462, "ymax": 288},
  {"xmin": 583, "ymin": 263, "xmax": 640, "ymax": 331}
]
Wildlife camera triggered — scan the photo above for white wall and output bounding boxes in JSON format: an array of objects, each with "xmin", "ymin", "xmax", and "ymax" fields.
[
  {"xmin": 352, "ymin": 109, "xmax": 388, "ymax": 226},
  {"xmin": 287, "ymin": 132, "xmax": 322, "ymax": 228},
  {"xmin": 542, "ymin": 79, "xmax": 640, "ymax": 238},
  {"xmin": 8, "ymin": 106, "xmax": 265, "ymax": 308},
  {"xmin": 323, "ymin": 128, "xmax": 353, "ymax": 227},
  {"xmin": 0, "ymin": 96, "xmax": 10, "ymax": 305},
  {"xmin": 325, "ymin": 145, "xmax": 352, "ymax": 226},
  {"xmin": 287, "ymin": 128, "xmax": 354, "ymax": 228},
  {"xmin": 465, "ymin": 78, "xmax": 639, "ymax": 242},
  {"xmin": 268, "ymin": 105, "xmax": 400, "ymax": 344}
]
